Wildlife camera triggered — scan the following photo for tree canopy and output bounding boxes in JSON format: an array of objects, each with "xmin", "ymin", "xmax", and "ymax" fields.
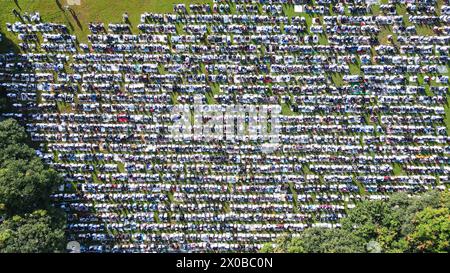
[
  {"xmin": 0, "ymin": 158, "xmax": 61, "ymax": 216},
  {"xmin": 262, "ymin": 190, "xmax": 450, "ymax": 253},
  {"xmin": 407, "ymin": 207, "xmax": 450, "ymax": 253},
  {"xmin": 0, "ymin": 119, "xmax": 66, "ymax": 253},
  {"xmin": 0, "ymin": 118, "xmax": 28, "ymax": 149},
  {"xmin": 0, "ymin": 210, "xmax": 66, "ymax": 253}
]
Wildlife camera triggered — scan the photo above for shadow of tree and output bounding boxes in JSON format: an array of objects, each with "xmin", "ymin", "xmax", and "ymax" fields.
[
  {"xmin": 0, "ymin": 31, "xmax": 22, "ymax": 118},
  {"xmin": 69, "ymin": 9, "xmax": 83, "ymax": 30},
  {"xmin": 0, "ymin": 31, "xmax": 20, "ymax": 55},
  {"xmin": 0, "ymin": 31, "xmax": 42, "ymax": 152},
  {"xmin": 14, "ymin": 0, "xmax": 21, "ymax": 10},
  {"xmin": 55, "ymin": 0, "xmax": 64, "ymax": 11}
]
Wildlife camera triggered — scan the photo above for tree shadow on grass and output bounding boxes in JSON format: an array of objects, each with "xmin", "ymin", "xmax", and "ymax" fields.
[
  {"xmin": 14, "ymin": 0, "xmax": 21, "ymax": 10},
  {"xmin": 69, "ymin": 9, "xmax": 83, "ymax": 30},
  {"xmin": 55, "ymin": 0, "xmax": 76, "ymax": 32},
  {"xmin": 0, "ymin": 31, "xmax": 20, "ymax": 54},
  {"xmin": 55, "ymin": 0, "xmax": 64, "ymax": 11},
  {"xmin": 0, "ymin": 32, "xmax": 42, "ymax": 152},
  {"xmin": 0, "ymin": 32, "xmax": 22, "ymax": 118}
]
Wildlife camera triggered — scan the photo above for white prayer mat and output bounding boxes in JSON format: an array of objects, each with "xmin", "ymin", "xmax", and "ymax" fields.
[
  {"xmin": 294, "ymin": 5, "xmax": 303, "ymax": 13},
  {"xmin": 67, "ymin": 0, "xmax": 81, "ymax": 5},
  {"xmin": 437, "ymin": 66, "xmax": 448, "ymax": 74}
]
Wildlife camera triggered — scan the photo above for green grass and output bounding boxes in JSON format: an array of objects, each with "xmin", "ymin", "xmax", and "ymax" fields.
[
  {"xmin": 0, "ymin": 0, "xmax": 211, "ymax": 48},
  {"xmin": 445, "ymin": 94, "xmax": 450, "ymax": 134},
  {"xmin": 1, "ymin": 0, "xmax": 449, "ymax": 214},
  {"xmin": 2, "ymin": 0, "xmax": 443, "ymax": 97},
  {"xmin": 377, "ymin": 26, "xmax": 396, "ymax": 45},
  {"xmin": 56, "ymin": 101, "xmax": 72, "ymax": 113},
  {"xmin": 281, "ymin": 102, "xmax": 295, "ymax": 116},
  {"xmin": 117, "ymin": 161, "xmax": 125, "ymax": 172},
  {"xmin": 392, "ymin": 163, "xmax": 405, "ymax": 176},
  {"xmin": 287, "ymin": 182, "xmax": 298, "ymax": 213},
  {"xmin": 353, "ymin": 175, "xmax": 367, "ymax": 196}
]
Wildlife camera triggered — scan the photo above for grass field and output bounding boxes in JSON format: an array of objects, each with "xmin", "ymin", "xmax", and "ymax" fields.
[
  {"xmin": 0, "ymin": 0, "xmax": 449, "ymax": 130},
  {"xmin": 0, "ymin": 0, "xmax": 211, "ymax": 49},
  {"xmin": 0, "ymin": 1, "xmax": 449, "ymax": 249}
]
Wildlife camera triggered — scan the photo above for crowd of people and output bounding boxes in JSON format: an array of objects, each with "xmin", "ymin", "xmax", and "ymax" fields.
[{"xmin": 0, "ymin": 0, "xmax": 449, "ymax": 252}]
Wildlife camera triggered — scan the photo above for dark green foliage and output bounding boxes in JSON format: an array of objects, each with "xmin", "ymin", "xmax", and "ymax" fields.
[
  {"xmin": 0, "ymin": 119, "xmax": 61, "ymax": 216},
  {"xmin": 287, "ymin": 228, "xmax": 366, "ymax": 253},
  {"xmin": 407, "ymin": 207, "xmax": 450, "ymax": 253},
  {"xmin": 0, "ymin": 118, "xmax": 28, "ymax": 149},
  {"xmin": 0, "ymin": 119, "xmax": 66, "ymax": 252},
  {"xmin": 0, "ymin": 158, "xmax": 61, "ymax": 216},
  {"xmin": 0, "ymin": 210, "xmax": 66, "ymax": 253},
  {"xmin": 262, "ymin": 191, "xmax": 450, "ymax": 253}
]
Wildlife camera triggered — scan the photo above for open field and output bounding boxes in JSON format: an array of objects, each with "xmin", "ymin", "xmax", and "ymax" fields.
[
  {"xmin": 0, "ymin": 0, "xmax": 210, "ymax": 48},
  {"xmin": 0, "ymin": 0, "xmax": 449, "ymax": 253}
]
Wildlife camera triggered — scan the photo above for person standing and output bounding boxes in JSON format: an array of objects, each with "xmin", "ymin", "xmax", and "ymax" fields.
[
  {"xmin": 123, "ymin": 12, "xmax": 129, "ymax": 24},
  {"xmin": 23, "ymin": 11, "xmax": 30, "ymax": 22}
]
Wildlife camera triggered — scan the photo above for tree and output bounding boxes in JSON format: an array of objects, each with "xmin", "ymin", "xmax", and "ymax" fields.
[
  {"xmin": 407, "ymin": 207, "xmax": 450, "ymax": 253},
  {"xmin": 0, "ymin": 119, "xmax": 61, "ymax": 216},
  {"xmin": 0, "ymin": 142, "xmax": 38, "ymax": 164},
  {"xmin": 388, "ymin": 191, "xmax": 444, "ymax": 237},
  {"xmin": 340, "ymin": 191, "xmax": 449, "ymax": 253},
  {"xmin": 0, "ymin": 118, "xmax": 28, "ymax": 149},
  {"xmin": 262, "ymin": 191, "xmax": 450, "ymax": 253},
  {"xmin": 287, "ymin": 228, "xmax": 365, "ymax": 253},
  {"xmin": 340, "ymin": 199, "xmax": 401, "ymax": 252},
  {"xmin": 259, "ymin": 243, "xmax": 275, "ymax": 253},
  {"xmin": 0, "ymin": 119, "xmax": 66, "ymax": 252},
  {"xmin": 262, "ymin": 228, "xmax": 365, "ymax": 253},
  {"xmin": 0, "ymin": 210, "xmax": 66, "ymax": 253},
  {"xmin": 0, "ymin": 158, "xmax": 61, "ymax": 216}
]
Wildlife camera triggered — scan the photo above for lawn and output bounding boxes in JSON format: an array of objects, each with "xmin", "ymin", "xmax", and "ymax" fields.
[
  {"xmin": 0, "ymin": 0, "xmax": 211, "ymax": 49},
  {"xmin": 0, "ymin": 0, "xmax": 449, "ymax": 128},
  {"xmin": 0, "ymin": 0, "xmax": 449, "ymax": 249}
]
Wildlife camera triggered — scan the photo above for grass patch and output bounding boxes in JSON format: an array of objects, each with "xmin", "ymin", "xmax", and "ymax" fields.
[
  {"xmin": 0, "ymin": 0, "xmax": 211, "ymax": 46},
  {"xmin": 392, "ymin": 163, "xmax": 405, "ymax": 176}
]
